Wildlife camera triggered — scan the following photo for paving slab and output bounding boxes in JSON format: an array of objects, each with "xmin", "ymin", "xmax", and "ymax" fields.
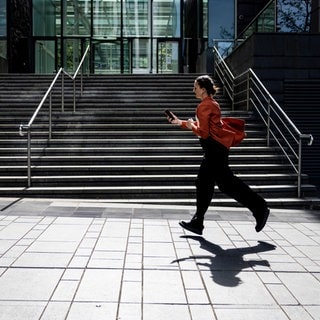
[{"xmin": 0, "ymin": 197, "xmax": 319, "ymax": 319}]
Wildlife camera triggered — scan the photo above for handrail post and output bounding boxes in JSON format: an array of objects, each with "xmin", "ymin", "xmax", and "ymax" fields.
[
  {"xmin": 297, "ymin": 137, "xmax": 302, "ymax": 198},
  {"xmin": 73, "ymin": 79, "xmax": 76, "ymax": 112},
  {"xmin": 49, "ymin": 92, "xmax": 52, "ymax": 140},
  {"xmin": 246, "ymin": 72, "xmax": 250, "ymax": 111},
  {"xmin": 27, "ymin": 128, "xmax": 31, "ymax": 187},
  {"xmin": 61, "ymin": 71, "xmax": 64, "ymax": 112},
  {"xmin": 80, "ymin": 68, "xmax": 83, "ymax": 96},
  {"xmin": 231, "ymin": 80, "xmax": 235, "ymax": 111},
  {"xmin": 267, "ymin": 98, "xmax": 271, "ymax": 147}
]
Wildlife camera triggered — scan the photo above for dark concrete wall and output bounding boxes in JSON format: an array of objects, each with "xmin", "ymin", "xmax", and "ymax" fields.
[
  {"xmin": 224, "ymin": 33, "xmax": 320, "ymax": 193},
  {"xmin": 225, "ymin": 33, "xmax": 320, "ymax": 104}
]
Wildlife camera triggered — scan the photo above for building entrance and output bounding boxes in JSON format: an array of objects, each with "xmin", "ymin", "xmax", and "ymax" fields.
[
  {"xmin": 93, "ymin": 40, "xmax": 130, "ymax": 74},
  {"xmin": 157, "ymin": 40, "xmax": 180, "ymax": 73}
]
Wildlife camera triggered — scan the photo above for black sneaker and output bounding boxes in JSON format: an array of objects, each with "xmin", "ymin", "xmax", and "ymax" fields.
[
  {"xmin": 255, "ymin": 208, "xmax": 270, "ymax": 232},
  {"xmin": 179, "ymin": 220, "xmax": 204, "ymax": 235}
]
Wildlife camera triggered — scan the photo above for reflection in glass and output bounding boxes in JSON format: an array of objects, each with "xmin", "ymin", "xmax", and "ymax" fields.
[
  {"xmin": 0, "ymin": 41, "xmax": 7, "ymax": 72},
  {"xmin": 94, "ymin": 0, "xmax": 120, "ymax": 37},
  {"xmin": 124, "ymin": 0, "xmax": 149, "ymax": 36},
  {"xmin": 208, "ymin": 0, "xmax": 234, "ymax": 57},
  {"xmin": 94, "ymin": 40, "xmax": 130, "ymax": 73},
  {"xmin": 33, "ymin": 0, "xmax": 56, "ymax": 36},
  {"xmin": 153, "ymin": 0, "xmax": 180, "ymax": 37},
  {"xmin": 64, "ymin": 0, "xmax": 91, "ymax": 36},
  {"xmin": 0, "ymin": 0, "xmax": 6, "ymax": 36},
  {"xmin": 158, "ymin": 41, "xmax": 179, "ymax": 73},
  {"xmin": 35, "ymin": 40, "xmax": 55, "ymax": 73},
  {"xmin": 133, "ymin": 38, "xmax": 149, "ymax": 72}
]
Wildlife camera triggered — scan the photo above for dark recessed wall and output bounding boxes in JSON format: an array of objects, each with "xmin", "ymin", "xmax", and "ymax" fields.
[
  {"xmin": 225, "ymin": 33, "xmax": 320, "ymax": 104},
  {"xmin": 7, "ymin": 0, "xmax": 33, "ymax": 73}
]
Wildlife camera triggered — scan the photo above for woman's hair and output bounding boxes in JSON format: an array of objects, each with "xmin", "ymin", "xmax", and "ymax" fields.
[{"xmin": 195, "ymin": 75, "xmax": 217, "ymax": 96}]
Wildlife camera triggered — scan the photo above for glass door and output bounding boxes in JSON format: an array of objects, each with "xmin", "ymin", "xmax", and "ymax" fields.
[
  {"xmin": 157, "ymin": 40, "xmax": 179, "ymax": 73},
  {"xmin": 35, "ymin": 40, "xmax": 55, "ymax": 73},
  {"xmin": 93, "ymin": 40, "xmax": 131, "ymax": 74}
]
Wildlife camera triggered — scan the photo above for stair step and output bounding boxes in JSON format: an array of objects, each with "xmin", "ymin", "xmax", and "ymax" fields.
[
  {"xmin": 0, "ymin": 184, "xmax": 315, "ymax": 200},
  {"xmin": 0, "ymin": 146, "xmax": 276, "ymax": 156},
  {"xmin": 0, "ymin": 74, "xmax": 318, "ymax": 207},
  {"xmin": 0, "ymin": 163, "xmax": 294, "ymax": 172},
  {"xmin": 0, "ymin": 175, "xmax": 307, "ymax": 191}
]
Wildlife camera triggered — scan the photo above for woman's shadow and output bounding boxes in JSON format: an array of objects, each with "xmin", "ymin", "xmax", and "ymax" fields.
[{"xmin": 172, "ymin": 235, "xmax": 276, "ymax": 287}]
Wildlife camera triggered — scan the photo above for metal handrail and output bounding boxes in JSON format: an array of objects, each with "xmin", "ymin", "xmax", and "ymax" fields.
[
  {"xmin": 19, "ymin": 45, "xmax": 90, "ymax": 187},
  {"xmin": 63, "ymin": 44, "xmax": 90, "ymax": 112},
  {"xmin": 213, "ymin": 46, "xmax": 313, "ymax": 198}
]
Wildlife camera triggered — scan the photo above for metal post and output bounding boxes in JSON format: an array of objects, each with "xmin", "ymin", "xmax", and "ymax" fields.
[
  {"xmin": 267, "ymin": 98, "xmax": 271, "ymax": 147},
  {"xmin": 49, "ymin": 92, "xmax": 52, "ymax": 140},
  {"xmin": 231, "ymin": 81, "xmax": 235, "ymax": 111},
  {"xmin": 73, "ymin": 79, "xmax": 76, "ymax": 112},
  {"xmin": 297, "ymin": 137, "xmax": 302, "ymax": 198},
  {"xmin": 246, "ymin": 72, "xmax": 250, "ymax": 111},
  {"xmin": 62, "ymin": 72, "xmax": 65, "ymax": 112},
  {"xmin": 80, "ymin": 69, "xmax": 83, "ymax": 96},
  {"xmin": 27, "ymin": 129, "xmax": 31, "ymax": 187}
]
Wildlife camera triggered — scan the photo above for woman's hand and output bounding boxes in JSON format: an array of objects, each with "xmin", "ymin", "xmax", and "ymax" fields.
[
  {"xmin": 167, "ymin": 113, "xmax": 181, "ymax": 126},
  {"xmin": 186, "ymin": 118, "xmax": 195, "ymax": 129}
]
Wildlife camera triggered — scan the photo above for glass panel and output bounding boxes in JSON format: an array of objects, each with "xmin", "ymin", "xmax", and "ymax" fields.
[
  {"xmin": 0, "ymin": 0, "xmax": 6, "ymax": 72},
  {"xmin": 242, "ymin": 0, "xmax": 276, "ymax": 38},
  {"xmin": 94, "ymin": 40, "xmax": 130, "ymax": 73},
  {"xmin": 153, "ymin": 0, "xmax": 181, "ymax": 37},
  {"xmin": 208, "ymin": 0, "xmax": 234, "ymax": 40},
  {"xmin": 93, "ymin": 0, "xmax": 121, "ymax": 37},
  {"xmin": 123, "ymin": 40, "xmax": 131, "ymax": 73},
  {"xmin": 0, "ymin": 40, "xmax": 7, "ymax": 73},
  {"xmin": 208, "ymin": 0, "xmax": 234, "ymax": 57},
  {"xmin": 158, "ymin": 41, "xmax": 178, "ymax": 73},
  {"xmin": 35, "ymin": 40, "xmax": 55, "ymax": 73},
  {"xmin": 33, "ymin": 0, "xmax": 56, "ymax": 36},
  {"xmin": 132, "ymin": 38, "xmax": 150, "ymax": 73},
  {"xmin": 278, "ymin": 0, "xmax": 311, "ymax": 32},
  {"xmin": 64, "ymin": 0, "xmax": 91, "ymax": 36},
  {"xmin": 64, "ymin": 38, "xmax": 82, "ymax": 72},
  {"xmin": 202, "ymin": 0, "xmax": 208, "ymax": 38},
  {"xmin": 0, "ymin": 0, "xmax": 6, "ymax": 36},
  {"xmin": 123, "ymin": 0, "xmax": 150, "ymax": 36}
]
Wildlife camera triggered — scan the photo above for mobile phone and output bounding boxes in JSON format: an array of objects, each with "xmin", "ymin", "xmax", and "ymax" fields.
[{"xmin": 165, "ymin": 109, "xmax": 175, "ymax": 121}]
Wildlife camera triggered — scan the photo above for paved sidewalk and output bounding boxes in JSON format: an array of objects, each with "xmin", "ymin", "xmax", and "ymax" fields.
[{"xmin": 0, "ymin": 197, "xmax": 320, "ymax": 320}]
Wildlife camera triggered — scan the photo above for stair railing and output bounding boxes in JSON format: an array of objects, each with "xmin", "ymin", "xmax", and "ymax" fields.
[
  {"xmin": 213, "ymin": 46, "xmax": 314, "ymax": 198},
  {"xmin": 19, "ymin": 45, "xmax": 90, "ymax": 187}
]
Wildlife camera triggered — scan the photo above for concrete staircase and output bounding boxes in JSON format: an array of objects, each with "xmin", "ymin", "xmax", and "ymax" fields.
[{"xmin": 0, "ymin": 73, "xmax": 319, "ymax": 209}]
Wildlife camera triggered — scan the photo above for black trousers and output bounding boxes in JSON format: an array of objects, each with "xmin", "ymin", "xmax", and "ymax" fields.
[{"xmin": 195, "ymin": 138, "xmax": 267, "ymax": 219}]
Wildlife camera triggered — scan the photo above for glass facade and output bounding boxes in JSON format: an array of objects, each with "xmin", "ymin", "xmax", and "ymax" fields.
[
  {"xmin": 240, "ymin": 0, "xmax": 277, "ymax": 39},
  {"xmin": 209, "ymin": 0, "xmax": 235, "ymax": 57},
  {"xmin": 0, "ymin": 0, "xmax": 7, "ymax": 72},
  {"xmin": 278, "ymin": 0, "xmax": 311, "ymax": 32},
  {"xmin": 3, "ymin": 0, "xmax": 312, "ymax": 74},
  {"xmin": 38, "ymin": 0, "xmax": 187, "ymax": 74},
  {"xmin": 33, "ymin": 0, "xmax": 56, "ymax": 73}
]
